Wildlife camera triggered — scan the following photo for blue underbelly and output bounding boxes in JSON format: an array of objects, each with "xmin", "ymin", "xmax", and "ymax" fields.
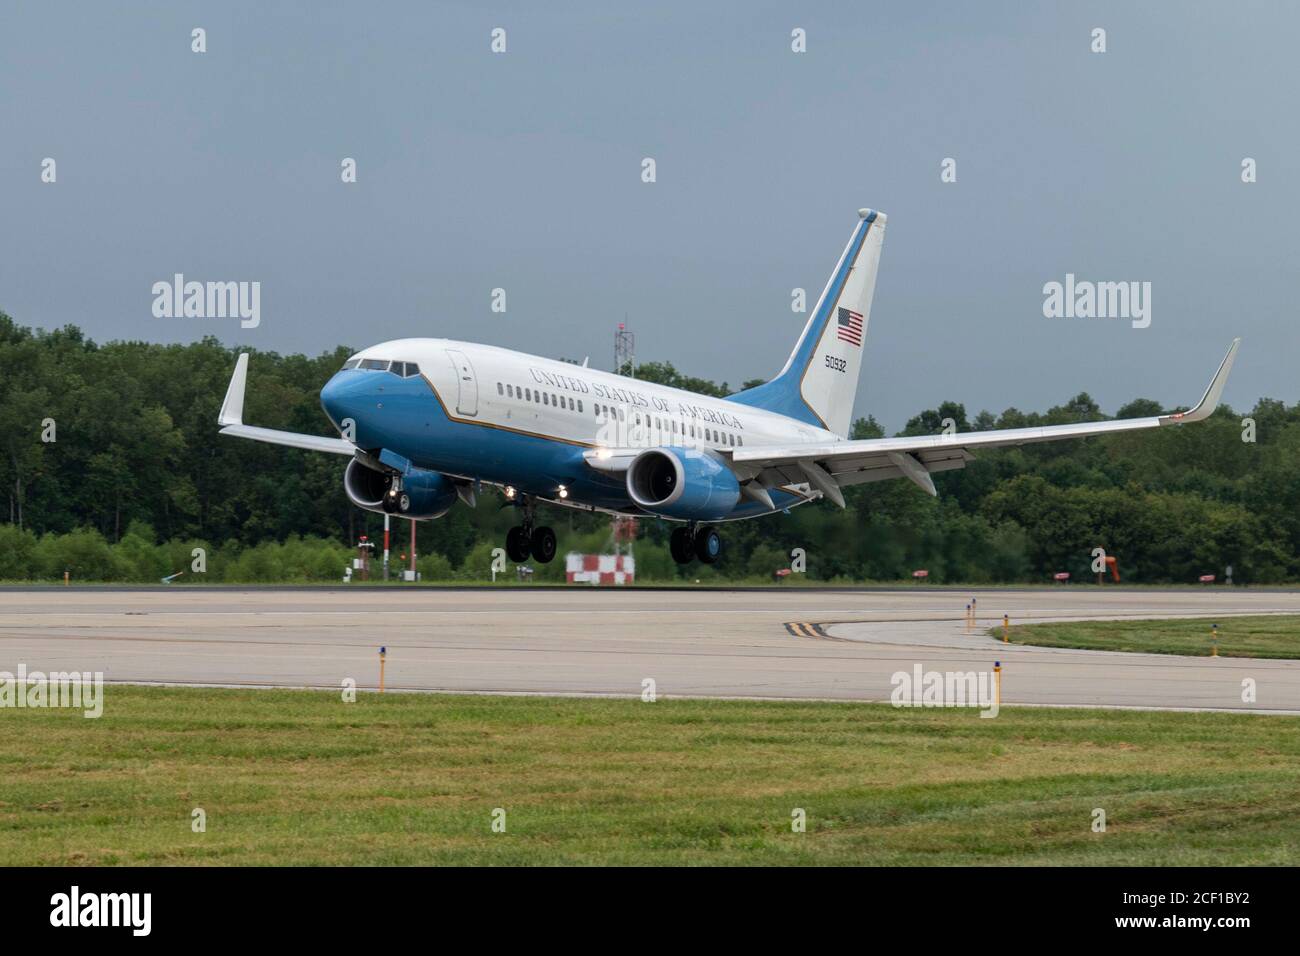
[{"xmin": 353, "ymin": 377, "xmax": 807, "ymax": 519}]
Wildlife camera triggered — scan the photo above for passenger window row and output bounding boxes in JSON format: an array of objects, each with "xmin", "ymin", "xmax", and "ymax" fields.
[
  {"xmin": 497, "ymin": 381, "xmax": 583, "ymax": 414},
  {"xmin": 492, "ymin": 380, "xmax": 744, "ymax": 448},
  {"xmin": 606, "ymin": 406, "xmax": 744, "ymax": 448}
]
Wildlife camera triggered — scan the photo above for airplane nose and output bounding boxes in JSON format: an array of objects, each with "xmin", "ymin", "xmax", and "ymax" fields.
[{"xmin": 320, "ymin": 371, "xmax": 364, "ymax": 430}]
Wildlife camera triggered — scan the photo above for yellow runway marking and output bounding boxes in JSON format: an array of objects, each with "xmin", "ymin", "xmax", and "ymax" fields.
[{"xmin": 785, "ymin": 621, "xmax": 846, "ymax": 641}]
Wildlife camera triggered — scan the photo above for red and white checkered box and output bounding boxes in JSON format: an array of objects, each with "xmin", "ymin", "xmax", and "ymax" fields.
[{"xmin": 565, "ymin": 553, "xmax": 635, "ymax": 586}]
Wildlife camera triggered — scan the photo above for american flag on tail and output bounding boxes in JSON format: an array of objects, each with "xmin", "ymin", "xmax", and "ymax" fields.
[{"xmin": 836, "ymin": 307, "xmax": 863, "ymax": 346}]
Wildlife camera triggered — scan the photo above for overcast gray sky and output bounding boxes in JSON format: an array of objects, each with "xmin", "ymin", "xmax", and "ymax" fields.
[{"xmin": 2, "ymin": 1, "xmax": 1295, "ymax": 430}]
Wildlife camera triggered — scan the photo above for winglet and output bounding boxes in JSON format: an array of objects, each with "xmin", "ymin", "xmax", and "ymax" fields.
[
  {"xmin": 218, "ymin": 353, "xmax": 249, "ymax": 426},
  {"xmin": 1161, "ymin": 339, "xmax": 1240, "ymax": 424}
]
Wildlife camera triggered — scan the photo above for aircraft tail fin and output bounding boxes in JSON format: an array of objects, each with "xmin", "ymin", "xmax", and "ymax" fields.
[{"xmin": 727, "ymin": 208, "xmax": 886, "ymax": 437}]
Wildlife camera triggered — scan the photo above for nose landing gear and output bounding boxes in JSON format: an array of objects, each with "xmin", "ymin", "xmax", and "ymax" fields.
[{"xmin": 382, "ymin": 477, "xmax": 411, "ymax": 514}]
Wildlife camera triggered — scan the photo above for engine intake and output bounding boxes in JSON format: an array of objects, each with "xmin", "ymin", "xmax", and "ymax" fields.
[
  {"xmin": 344, "ymin": 459, "xmax": 458, "ymax": 519},
  {"xmin": 626, "ymin": 447, "xmax": 740, "ymax": 521},
  {"xmin": 344, "ymin": 458, "xmax": 393, "ymax": 509}
]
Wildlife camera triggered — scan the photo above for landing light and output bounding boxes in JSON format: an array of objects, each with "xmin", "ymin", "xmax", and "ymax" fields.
[
  {"xmin": 558, "ymin": 485, "xmax": 569, "ymax": 499},
  {"xmin": 504, "ymin": 485, "xmax": 517, "ymax": 500},
  {"xmin": 596, "ymin": 448, "xmax": 612, "ymax": 460}
]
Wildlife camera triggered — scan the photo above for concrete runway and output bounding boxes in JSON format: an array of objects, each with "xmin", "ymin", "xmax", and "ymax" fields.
[{"xmin": 2, "ymin": 587, "xmax": 1298, "ymax": 714}]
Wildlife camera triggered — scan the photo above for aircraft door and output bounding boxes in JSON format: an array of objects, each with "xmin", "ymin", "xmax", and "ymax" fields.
[{"xmin": 445, "ymin": 349, "xmax": 479, "ymax": 417}]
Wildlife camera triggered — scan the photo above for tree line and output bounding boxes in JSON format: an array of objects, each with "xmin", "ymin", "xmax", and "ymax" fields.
[{"xmin": 2, "ymin": 310, "xmax": 1295, "ymax": 584}]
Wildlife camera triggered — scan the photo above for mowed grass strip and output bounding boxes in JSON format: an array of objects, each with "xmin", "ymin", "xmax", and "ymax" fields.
[
  {"xmin": 1001, "ymin": 615, "xmax": 1300, "ymax": 659},
  {"xmin": 1, "ymin": 686, "xmax": 1296, "ymax": 865}
]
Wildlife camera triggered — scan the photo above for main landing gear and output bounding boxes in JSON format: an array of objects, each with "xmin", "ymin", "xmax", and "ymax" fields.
[
  {"xmin": 504, "ymin": 496, "xmax": 557, "ymax": 564},
  {"xmin": 670, "ymin": 524, "xmax": 721, "ymax": 565},
  {"xmin": 382, "ymin": 477, "xmax": 411, "ymax": 514}
]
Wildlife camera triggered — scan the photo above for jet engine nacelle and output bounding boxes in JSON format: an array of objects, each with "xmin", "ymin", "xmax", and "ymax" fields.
[
  {"xmin": 625, "ymin": 446, "xmax": 740, "ymax": 521},
  {"xmin": 343, "ymin": 459, "xmax": 458, "ymax": 519}
]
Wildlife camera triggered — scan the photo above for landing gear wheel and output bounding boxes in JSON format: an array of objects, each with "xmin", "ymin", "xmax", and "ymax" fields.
[
  {"xmin": 669, "ymin": 527, "xmax": 696, "ymax": 564},
  {"xmin": 505, "ymin": 526, "xmax": 531, "ymax": 563},
  {"xmin": 396, "ymin": 492, "xmax": 411, "ymax": 514},
  {"xmin": 694, "ymin": 527, "xmax": 721, "ymax": 564},
  {"xmin": 530, "ymin": 526, "xmax": 557, "ymax": 564},
  {"xmin": 382, "ymin": 491, "xmax": 399, "ymax": 514}
]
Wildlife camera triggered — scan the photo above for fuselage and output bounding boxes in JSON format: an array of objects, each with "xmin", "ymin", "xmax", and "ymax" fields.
[{"xmin": 319, "ymin": 338, "xmax": 835, "ymax": 519}]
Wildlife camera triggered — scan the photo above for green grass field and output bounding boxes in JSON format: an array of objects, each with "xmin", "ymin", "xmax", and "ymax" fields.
[
  {"xmin": 1002, "ymin": 615, "xmax": 1300, "ymax": 659},
  {"xmin": 2, "ymin": 686, "xmax": 1297, "ymax": 865}
]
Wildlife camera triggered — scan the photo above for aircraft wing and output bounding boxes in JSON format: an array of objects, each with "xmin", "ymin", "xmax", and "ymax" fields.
[
  {"xmin": 217, "ymin": 353, "xmax": 357, "ymax": 456},
  {"xmin": 727, "ymin": 338, "xmax": 1240, "ymax": 507}
]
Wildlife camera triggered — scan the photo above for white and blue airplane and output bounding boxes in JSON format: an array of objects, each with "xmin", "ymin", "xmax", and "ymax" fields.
[{"xmin": 217, "ymin": 208, "xmax": 1239, "ymax": 566}]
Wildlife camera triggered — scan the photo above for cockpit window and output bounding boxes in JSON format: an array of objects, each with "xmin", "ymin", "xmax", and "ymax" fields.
[
  {"xmin": 342, "ymin": 358, "xmax": 361, "ymax": 370},
  {"xmin": 398, "ymin": 362, "xmax": 419, "ymax": 378},
  {"xmin": 359, "ymin": 359, "xmax": 390, "ymax": 371}
]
